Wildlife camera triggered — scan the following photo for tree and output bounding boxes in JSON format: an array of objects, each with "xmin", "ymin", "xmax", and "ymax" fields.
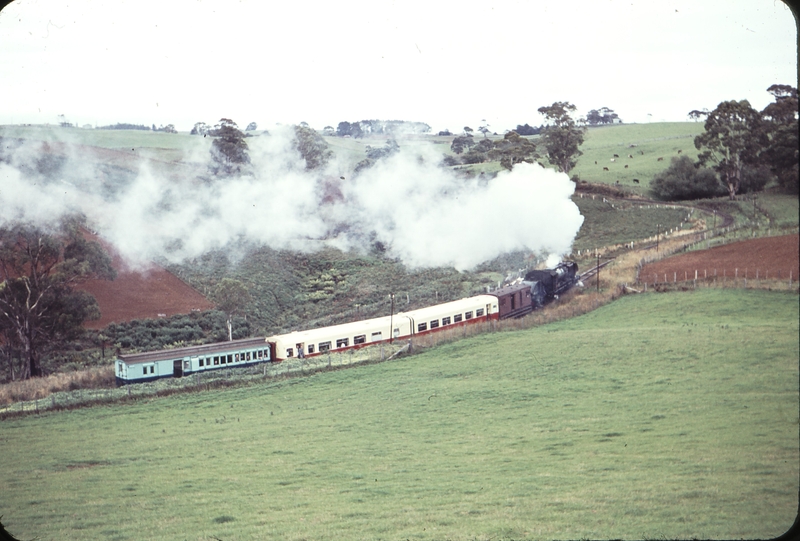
[
  {"xmin": 687, "ymin": 109, "xmax": 709, "ymax": 122},
  {"xmin": 650, "ymin": 155, "xmax": 725, "ymax": 200},
  {"xmin": 537, "ymin": 101, "xmax": 587, "ymax": 175},
  {"xmin": 245, "ymin": 122, "xmax": 258, "ymax": 131},
  {"xmin": 208, "ymin": 118, "xmax": 251, "ymax": 177},
  {"xmin": 190, "ymin": 122, "xmax": 209, "ymax": 135},
  {"xmin": 0, "ymin": 225, "xmax": 115, "ymax": 379},
  {"xmin": 450, "ymin": 135, "xmax": 476, "ymax": 155},
  {"xmin": 211, "ymin": 278, "xmax": 251, "ymax": 341},
  {"xmin": 586, "ymin": 107, "xmax": 620, "ymax": 126},
  {"xmin": 463, "ymin": 126, "xmax": 474, "ymax": 136},
  {"xmin": 760, "ymin": 84, "xmax": 798, "ymax": 193},
  {"xmin": 293, "ymin": 125, "xmax": 333, "ymax": 171},
  {"xmin": 336, "ymin": 121, "xmax": 363, "ymax": 138},
  {"xmin": 694, "ymin": 100, "xmax": 766, "ymax": 199},
  {"xmin": 514, "ymin": 123, "xmax": 540, "ymax": 136},
  {"xmin": 478, "ymin": 120, "xmax": 491, "ymax": 137},
  {"xmin": 488, "ymin": 131, "xmax": 539, "ymax": 170},
  {"xmin": 365, "ymin": 139, "xmax": 400, "ymax": 160}
]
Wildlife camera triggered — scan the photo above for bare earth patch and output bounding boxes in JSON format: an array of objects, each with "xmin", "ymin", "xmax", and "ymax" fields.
[
  {"xmin": 78, "ymin": 234, "xmax": 213, "ymax": 329},
  {"xmin": 641, "ymin": 234, "xmax": 799, "ymax": 283}
]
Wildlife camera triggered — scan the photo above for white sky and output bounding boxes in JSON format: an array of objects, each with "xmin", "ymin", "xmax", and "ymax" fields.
[{"xmin": 0, "ymin": 0, "xmax": 796, "ymax": 133}]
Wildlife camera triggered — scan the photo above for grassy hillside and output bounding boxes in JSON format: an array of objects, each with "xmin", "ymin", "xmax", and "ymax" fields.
[
  {"xmin": 0, "ymin": 289, "xmax": 796, "ymax": 540},
  {"xmin": 571, "ymin": 122, "xmax": 705, "ymax": 192}
]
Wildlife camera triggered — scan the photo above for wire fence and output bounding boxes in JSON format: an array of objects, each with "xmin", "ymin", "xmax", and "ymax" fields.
[
  {"xmin": 0, "ymin": 343, "xmax": 409, "ymax": 418},
  {"xmin": 3, "ymin": 222, "xmax": 796, "ymax": 419}
]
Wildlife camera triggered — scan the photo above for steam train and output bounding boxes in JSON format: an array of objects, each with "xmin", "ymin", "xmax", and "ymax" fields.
[{"xmin": 114, "ymin": 262, "xmax": 579, "ymax": 385}]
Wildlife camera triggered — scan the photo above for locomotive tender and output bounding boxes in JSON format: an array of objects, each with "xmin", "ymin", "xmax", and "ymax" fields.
[{"xmin": 114, "ymin": 262, "xmax": 578, "ymax": 385}]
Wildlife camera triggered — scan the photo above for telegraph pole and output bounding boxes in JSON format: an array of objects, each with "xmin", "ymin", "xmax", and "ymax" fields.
[
  {"xmin": 596, "ymin": 251, "xmax": 600, "ymax": 293},
  {"xmin": 656, "ymin": 223, "xmax": 660, "ymax": 252},
  {"xmin": 389, "ymin": 293, "xmax": 395, "ymax": 344}
]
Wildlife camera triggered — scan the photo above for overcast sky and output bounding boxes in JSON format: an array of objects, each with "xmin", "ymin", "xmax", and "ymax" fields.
[{"xmin": 0, "ymin": 0, "xmax": 796, "ymax": 133}]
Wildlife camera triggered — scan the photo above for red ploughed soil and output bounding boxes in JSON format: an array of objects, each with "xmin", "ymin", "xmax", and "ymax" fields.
[
  {"xmin": 641, "ymin": 234, "xmax": 799, "ymax": 283},
  {"xmin": 78, "ymin": 235, "xmax": 214, "ymax": 330}
]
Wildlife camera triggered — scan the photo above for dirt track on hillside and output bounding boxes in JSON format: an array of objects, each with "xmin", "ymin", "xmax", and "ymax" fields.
[{"xmin": 640, "ymin": 234, "xmax": 799, "ymax": 283}]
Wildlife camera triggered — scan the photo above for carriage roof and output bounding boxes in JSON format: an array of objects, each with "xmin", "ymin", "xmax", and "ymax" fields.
[{"xmin": 117, "ymin": 337, "xmax": 267, "ymax": 365}]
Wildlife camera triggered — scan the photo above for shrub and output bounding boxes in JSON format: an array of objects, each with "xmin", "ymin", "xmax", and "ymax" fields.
[{"xmin": 650, "ymin": 155, "xmax": 726, "ymax": 200}]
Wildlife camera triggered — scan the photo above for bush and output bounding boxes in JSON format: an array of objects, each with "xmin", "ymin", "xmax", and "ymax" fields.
[
  {"xmin": 739, "ymin": 164, "xmax": 775, "ymax": 194},
  {"xmin": 650, "ymin": 155, "xmax": 725, "ymax": 200}
]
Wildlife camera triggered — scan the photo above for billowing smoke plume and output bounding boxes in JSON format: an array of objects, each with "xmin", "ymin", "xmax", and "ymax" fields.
[{"xmin": 0, "ymin": 127, "xmax": 583, "ymax": 271}]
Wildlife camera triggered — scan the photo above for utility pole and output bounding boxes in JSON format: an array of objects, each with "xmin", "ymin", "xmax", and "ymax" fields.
[
  {"xmin": 596, "ymin": 251, "xmax": 600, "ymax": 293},
  {"xmin": 656, "ymin": 224, "xmax": 660, "ymax": 252},
  {"xmin": 389, "ymin": 293, "xmax": 395, "ymax": 344}
]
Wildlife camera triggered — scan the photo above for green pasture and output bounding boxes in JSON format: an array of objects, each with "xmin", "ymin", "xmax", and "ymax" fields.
[
  {"xmin": 1, "ymin": 289, "xmax": 797, "ymax": 541},
  {"xmin": 571, "ymin": 122, "xmax": 705, "ymax": 191},
  {"xmin": 0, "ymin": 125, "xmax": 204, "ymax": 152},
  {"xmin": 571, "ymin": 194, "xmax": 691, "ymax": 251},
  {"xmin": 757, "ymin": 192, "xmax": 800, "ymax": 227}
]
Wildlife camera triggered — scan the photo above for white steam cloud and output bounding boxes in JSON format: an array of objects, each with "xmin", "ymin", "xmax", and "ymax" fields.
[{"xmin": 0, "ymin": 128, "xmax": 583, "ymax": 271}]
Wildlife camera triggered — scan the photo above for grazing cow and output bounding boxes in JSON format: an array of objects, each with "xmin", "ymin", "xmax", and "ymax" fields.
[
  {"xmin": 677, "ymin": 149, "xmax": 682, "ymax": 154},
  {"xmin": 603, "ymin": 167, "xmax": 609, "ymax": 171},
  {"xmin": 610, "ymin": 158, "xmax": 616, "ymax": 162},
  {"xmin": 639, "ymin": 150, "xmax": 644, "ymax": 155},
  {"xmin": 613, "ymin": 154, "xmax": 619, "ymax": 158},
  {"xmin": 628, "ymin": 154, "xmax": 633, "ymax": 158},
  {"xmin": 595, "ymin": 161, "xmax": 597, "ymax": 164},
  {"xmin": 624, "ymin": 164, "xmax": 629, "ymax": 168},
  {"xmin": 615, "ymin": 180, "xmax": 620, "ymax": 185},
  {"xmin": 657, "ymin": 157, "xmax": 664, "ymax": 161},
  {"xmin": 633, "ymin": 178, "xmax": 640, "ymax": 184}
]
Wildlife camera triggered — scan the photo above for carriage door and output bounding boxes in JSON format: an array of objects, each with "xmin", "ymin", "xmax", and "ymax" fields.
[{"xmin": 173, "ymin": 360, "xmax": 183, "ymax": 378}]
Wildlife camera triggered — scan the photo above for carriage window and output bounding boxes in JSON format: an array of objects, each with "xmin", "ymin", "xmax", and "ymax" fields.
[
  {"xmin": 465, "ymin": 311, "xmax": 473, "ymax": 320},
  {"xmin": 199, "ymin": 359, "xmax": 204, "ymax": 367},
  {"xmin": 418, "ymin": 322, "xmax": 427, "ymax": 332},
  {"xmin": 442, "ymin": 316, "xmax": 451, "ymax": 325},
  {"xmin": 336, "ymin": 338, "xmax": 349, "ymax": 348},
  {"xmin": 143, "ymin": 366, "xmax": 147, "ymax": 375},
  {"xmin": 429, "ymin": 320, "xmax": 439, "ymax": 329},
  {"xmin": 150, "ymin": 366, "xmax": 154, "ymax": 374},
  {"xmin": 227, "ymin": 354, "xmax": 233, "ymax": 363},
  {"xmin": 235, "ymin": 353, "xmax": 240, "ymax": 362},
  {"xmin": 371, "ymin": 332, "xmax": 382, "ymax": 342},
  {"xmin": 257, "ymin": 350, "xmax": 263, "ymax": 358},
  {"xmin": 476, "ymin": 308, "xmax": 484, "ymax": 317},
  {"xmin": 184, "ymin": 361, "xmax": 190, "ymax": 370},
  {"xmin": 354, "ymin": 335, "xmax": 366, "ymax": 345},
  {"xmin": 319, "ymin": 341, "xmax": 331, "ymax": 352},
  {"xmin": 307, "ymin": 344, "xmax": 315, "ymax": 354},
  {"xmin": 214, "ymin": 356, "xmax": 219, "ymax": 365},
  {"xmin": 286, "ymin": 348, "xmax": 294, "ymax": 358},
  {"xmin": 453, "ymin": 314, "xmax": 463, "ymax": 323}
]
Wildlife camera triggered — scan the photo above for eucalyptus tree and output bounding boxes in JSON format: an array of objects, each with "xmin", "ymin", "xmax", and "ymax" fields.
[
  {"xmin": 537, "ymin": 101, "xmax": 586, "ymax": 176},
  {"xmin": 0, "ymin": 224, "xmax": 115, "ymax": 379},
  {"xmin": 694, "ymin": 100, "xmax": 765, "ymax": 199}
]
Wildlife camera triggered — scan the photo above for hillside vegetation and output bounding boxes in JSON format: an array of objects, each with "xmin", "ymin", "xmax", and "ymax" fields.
[
  {"xmin": 0, "ymin": 289, "xmax": 796, "ymax": 540},
  {"xmin": 0, "ymin": 122, "xmax": 796, "ymax": 373}
]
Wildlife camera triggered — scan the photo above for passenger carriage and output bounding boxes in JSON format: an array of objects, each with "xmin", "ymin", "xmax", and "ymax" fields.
[
  {"xmin": 115, "ymin": 337, "xmax": 273, "ymax": 385},
  {"xmin": 267, "ymin": 295, "xmax": 499, "ymax": 362}
]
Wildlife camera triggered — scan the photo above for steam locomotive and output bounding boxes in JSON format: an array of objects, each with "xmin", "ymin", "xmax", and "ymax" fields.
[{"xmin": 114, "ymin": 262, "xmax": 579, "ymax": 385}]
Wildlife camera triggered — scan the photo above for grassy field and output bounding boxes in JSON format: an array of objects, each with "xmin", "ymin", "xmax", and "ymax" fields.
[
  {"xmin": 1, "ymin": 288, "xmax": 796, "ymax": 541},
  {"xmin": 571, "ymin": 122, "xmax": 706, "ymax": 192},
  {"xmin": 571, "ymin": 195, "xmax": 692, "ymax": 252}
]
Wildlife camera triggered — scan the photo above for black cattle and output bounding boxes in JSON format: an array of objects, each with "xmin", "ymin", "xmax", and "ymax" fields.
[{"xmin": 633, "ymin": 178, "xmax": 640, "ymax": 184}]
